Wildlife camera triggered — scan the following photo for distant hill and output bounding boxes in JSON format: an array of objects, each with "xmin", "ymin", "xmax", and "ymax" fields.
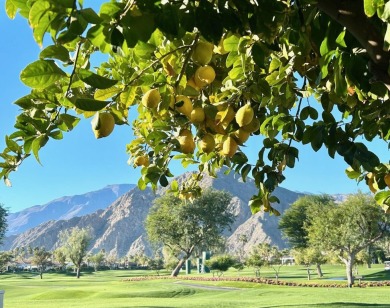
[
  {"xmin": 2, "ymin": 170, "xmax": 304, "ymax": 256},
  {"xmin": 6, "ymin": 184, "xmax": 135, "ymax": 236}
]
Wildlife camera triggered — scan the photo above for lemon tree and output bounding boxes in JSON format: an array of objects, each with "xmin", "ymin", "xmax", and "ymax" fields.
[{"xmin": 1, "ymin": 0, "xmax": 390, "ymax": 214}]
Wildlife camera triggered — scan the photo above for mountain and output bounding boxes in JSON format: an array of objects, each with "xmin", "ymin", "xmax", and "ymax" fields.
[
  {"xmin": 6, "ymin": 184, "xmax": 135, "ymax": 236},
  {"xmin": 2, "ymin": 171, "xmax": 304, "ymax": 256}
]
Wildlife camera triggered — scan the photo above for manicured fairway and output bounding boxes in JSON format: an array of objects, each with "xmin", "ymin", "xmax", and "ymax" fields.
[{"xmin": 1, "ymin": 265, "xmax": 389, "ymax": 308}]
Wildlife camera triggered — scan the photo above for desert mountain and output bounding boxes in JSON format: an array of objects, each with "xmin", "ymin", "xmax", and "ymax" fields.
[
  {"xmin": 2, "ymin": 171, "xmax": 304, "ymax": 256},
  {"xmin": 6, "ymin": 184, "xmax": 135, "ymax": 236}
]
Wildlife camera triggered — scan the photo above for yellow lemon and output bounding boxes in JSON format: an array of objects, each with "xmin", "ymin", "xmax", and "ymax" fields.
[
  {"xmin": 175, "ymin": 95, "xmax": 193, "ymax": 117},
  {"xmin": 178, "ymin": 129, "xmax": 195, "ymax": 154},
  {"xmin": 134, "ymin": 155, "xmax": 149, "ymax": 167},
  {"xmin": 142, "ymin": 88, "xmax": 161, "ymax": 108},
  {"xmin": 233, "ymin": 129, "xmax": 250, "ymax": 145},
  {"xmin": 198, "ymin": 133, "xmax": 216, "ymax": 153},
  {"xmin": 216, "ymin": 105, "xmax": 235, "ymax": 127},
  {"xmin": 242, "ymin": 117, "xmax": 260, "ymax": 133},
  {"xmin": 194, "ymin": 65, "xmax": 216, "ymax": 88},
  {"xmin": 236, "ymin": 103, "xmax": 254, "ymax": 127},
  {"xmin": 91, "ymin": 112, "xmax": 115, "ymax": 139},
  {"xmin": 222, "ymin": 136, "xmax": 238, "ymax": 158},
  {"xmin": 190, "ymin": 107, "xmax": 206, "ymax": 124},
  {"xmin": 384, "ymin": 174, "xmax": 390, "ymax": 188},
  {"xmin": 191, "ymin": 41, "xmax": 214, "ymax": 65}
]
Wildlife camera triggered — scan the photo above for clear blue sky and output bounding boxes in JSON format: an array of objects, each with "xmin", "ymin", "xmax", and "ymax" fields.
[{"xmin": 0, "ymin": 2, "xmax": 388, "ymax": 213}]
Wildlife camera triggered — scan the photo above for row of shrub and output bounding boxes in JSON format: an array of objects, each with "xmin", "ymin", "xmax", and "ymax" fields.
[{"xmin": 123, "ymin": 275, "xmax": 390, "ymax": 288}]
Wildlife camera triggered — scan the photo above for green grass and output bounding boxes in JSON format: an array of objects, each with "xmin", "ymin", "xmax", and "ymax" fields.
[{"xmin": 0, "ymin": 265, "xmax": 389, "ymax": 308}]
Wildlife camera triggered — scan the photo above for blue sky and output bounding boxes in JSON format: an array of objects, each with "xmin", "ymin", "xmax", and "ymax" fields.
[{"xmin": 0, "ymin": 2, "xmax": 388, "ymax": 213}]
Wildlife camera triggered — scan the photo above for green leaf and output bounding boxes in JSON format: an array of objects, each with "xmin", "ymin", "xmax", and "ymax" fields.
[
  {"xmin": 159, "ymin": 175, "xmax": 169, "ymax": 187},
  {"xmin": 374, "ymin": 191, "xmax": 390, "ymax": 206},
  {"xmin": 79, "ymin": 8, "xmax": 102, "ymax": 24},
  {"xmin": 345, "ymin": 167, "xmax": 361, "ymax": 179},
  {"xmin": 384, "ymin": 24, "xmax": 390, "ymax": 51},
  {"xmin": 77, "ymin": 69, "xmax": 118, "ymax": 89},
  {"xmin": 74, "ymin": 98, "xmax": 110, "ymax": 112},
  {"xmin": 5, "ymin": 0, "xmax": 17, "ymax": 19},
  {"xmin": 5, "ymin": 136, "xmax": 20, "ymax": 153},
  {"xmin": 249, "ymin": 197, "xmax": 262, "ymax": 214},
  {"xmin": 241, "ymin": 164, "xmax": 251, "ymax": 182},
  {"xmin": 32, "ymin": 135, "xmax": 49, "ymax": 164},
  {"xmin": 20, "ymin": 60, "xmax": 67, "ymax": 89},
  {"xmin": 40, "ymin": 45, "xmax": 70, "ymax": 62},
  {"xmin": 364, "ymin": 0, "xmax": 379, "ymax": 17},
  {"xmin": 58, "ymin": 114, "xmax": 80, "ymax": 131},
  {"xmin": 94, "ymin": 87, "xmax": 121, "ymax": 101},
  {"xmin": 120, "ymin": 87, "xmax": 137, "ymax": 107},
  {"xmin": 223, "ymin": 35, "xmax": 239, "ymax": 52}
]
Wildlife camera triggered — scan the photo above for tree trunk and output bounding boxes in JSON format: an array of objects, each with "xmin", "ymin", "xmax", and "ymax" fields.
[
  {"xmin": 40, "ymin": 270, "xmax": 43, "ymax": 279},
  {"xmin": 76, "ymin": 266, "xmax": 81, "ymax": 279},
  {"xmin": 306, "ymin": 267, "xmax": 311, "ymax": 280},
  {"xmin": 316, "ymin": 263, "xmax": 323, "ymax": 277},
  {"xmin": 171, "ymin": 258, "xmax": 186, "ymax": 277},
  {"xmin": 344, "ymin": 255, "xmax": 355, "ymax": 288}
]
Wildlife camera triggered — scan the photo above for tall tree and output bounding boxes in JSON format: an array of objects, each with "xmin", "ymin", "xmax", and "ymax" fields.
[
  {"xmin": 2, "ymin": 1, "xmax": 390, "ymax": 213},
  {"xmin": 307, "ymin": 192, "xmax": 390, "ymax": 287},
  {"xmin": 30, "ymin": 247, "xmax": 52, "ymax": 279},
  {"xmin": 279, "ymin": 194, "xmax": 335, "ymax": 276},
  {"xmin": 146, "ymin": 189, "xmax": 234, "ymax": 277},
  {"xmin": 59, "ymin": 227, "xmax": 92, "ymax": 278},
  {"xmin": 0, "ymin": 204, "xmax": 8, "ymax": 245}
]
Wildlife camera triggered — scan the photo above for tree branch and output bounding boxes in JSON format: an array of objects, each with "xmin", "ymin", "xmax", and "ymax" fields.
[{"xmin": 317, "ymin": 0, "xmax": 390, "ymax": 87}]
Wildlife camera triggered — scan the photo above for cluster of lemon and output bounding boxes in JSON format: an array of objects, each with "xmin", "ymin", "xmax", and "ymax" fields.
[{"xmin": 133, "ymin": 39, "xmax": 260, "ymax": 166}]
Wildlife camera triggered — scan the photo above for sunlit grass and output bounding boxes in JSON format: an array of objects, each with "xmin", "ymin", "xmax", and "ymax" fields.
[{"xmin": 0, "ymin": 265, "xmax": 389, "ymax": 308}]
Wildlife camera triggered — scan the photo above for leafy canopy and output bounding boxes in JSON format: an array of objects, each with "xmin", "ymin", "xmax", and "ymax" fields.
[{"xmin": 2, "ymin": 0, "xmax": 390, "ymax": 213}]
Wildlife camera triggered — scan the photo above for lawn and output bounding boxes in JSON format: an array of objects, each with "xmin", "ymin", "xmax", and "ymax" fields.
[{"xmin": 0, "ymin": 265, "xmax": 389, "ymax": 308}]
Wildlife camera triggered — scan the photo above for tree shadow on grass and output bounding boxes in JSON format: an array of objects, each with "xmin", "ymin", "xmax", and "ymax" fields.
[{"xmin": 360, "ymin": 270, "xmax": 390, "ymax": 281}]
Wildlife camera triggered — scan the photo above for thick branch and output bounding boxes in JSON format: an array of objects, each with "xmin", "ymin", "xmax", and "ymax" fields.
[{"xmin": 317, "ymin": 0, "xmax": 390, "ymax": 86}]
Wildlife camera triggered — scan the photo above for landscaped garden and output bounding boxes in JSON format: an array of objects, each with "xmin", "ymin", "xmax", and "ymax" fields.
[{"xmin": 1, "ymin": 264, "xmax": 390, "ymax": 308}]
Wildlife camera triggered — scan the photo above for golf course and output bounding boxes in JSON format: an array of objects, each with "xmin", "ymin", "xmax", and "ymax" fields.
[{"xmin": 1, "ymin": 264, "xmax": 389, "ymax": 308}]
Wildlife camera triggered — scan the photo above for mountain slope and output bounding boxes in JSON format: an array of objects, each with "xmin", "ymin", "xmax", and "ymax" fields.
[
  {"xmin": 3, "ymin": 171, "xmax": 304, "ymax": 256},
  {"xmin": 6, "ymin": 184, "xmax": 135, "ymax": 235}
]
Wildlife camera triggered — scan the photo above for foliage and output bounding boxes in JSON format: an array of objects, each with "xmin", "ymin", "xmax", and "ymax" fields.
[
  {"xmin": 58, "ymin": 227, "xmax": 92, "ymax": 278},
  {"xmin": 88, "ymin": 251, "xmax": 105, "ymax": 271},
  {"xmin": 52, "ymin": 248, "xmax": 67, "ymax": 271},
  {"xmin": 2, "ymin": 0, "xmax": 390, "ymax": 214},
  {"xmin": 0, "ymin": 203, "xmax": 8, "ymax": 245},
  {"xmin": 30, "ymin": 246, "xmax": 52, "ymax": 279},
  {"xmin": 308, "ymin": 192, "xmax": 390, "ymax": 286},
  {"xmin": 145, "ymin": 188, "xmax": 234, "ymax": 276},
  {"xmin": 278, "ymin": 194, "xmax": 336, "ymax": 249},
  {"xmin": 0, "ymin": 251, "xmax": 13, "ymax": 272},
  {"xmin": 205, "ymin": 254, "xmax": 237, "ymax": 277}
]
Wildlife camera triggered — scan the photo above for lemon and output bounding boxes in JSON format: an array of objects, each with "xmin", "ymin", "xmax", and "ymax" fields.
[
  {"xmin": 198, "ymin": 133, "xmax": 216, "ymax": 153},
  {"xmin": 190, "ymin": 107, "xmax": 205, "ymax": 124},
  {"xmin": 142, "ymin": 88, "xmax": 161, "ymax": 108},
  {"xmin": 91, "ymin": 112, "xmax": 115, "ymax": 139},
  {"xmin": 233, "ymin": 129, "xmax": 250, "ymax": 145},
  {"xmin": 187, "ymin": 76, "xmax": 201, "ymax": 91},
  {"xmin": 242, "ymin": 117, "xmax": 260, "ymax": 133},
  {"xmin": 216, "ymin": 105, "xmax": 235, "ymax": 127},
  {"xmin": 205, "ymin": 118, "xmax": 226, "ymax": 135},
  {"xmin": 134, "ymin": 155, "xmax": 149, "ymax": 167},
  {"xmin": 177, "ymin": 129, "xmax": 195, "ymax": 154},
  {"xmin": 222, "ymin": 136, "xmax": 238, "ymax": 158},
  {"xmin": 191, "ymin": 41, "xmax": 214, "ymax": 65},
  {"xmin": 194, "ymin": 65, "xmax": 216, "ymax": 88},
  {"xmin": 175, "ymin": 95, "xmax": 193, "ymax": 117},
  {"xmin": 236, "ymin": 103, "xmax": 254, "ymax": 127},
  {"xmin": 384, "ymin": 174, "xmax": 390, "ymax": 188}
]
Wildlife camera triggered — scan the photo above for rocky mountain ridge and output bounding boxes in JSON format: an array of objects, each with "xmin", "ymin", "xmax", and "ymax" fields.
[
  {"xmin": 2, "ymin": 171, "xmax": 304, "ymax": 257},
  {"xmin": 6, "ymin": 184, "xmax": 135, "ymax": 236}
]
